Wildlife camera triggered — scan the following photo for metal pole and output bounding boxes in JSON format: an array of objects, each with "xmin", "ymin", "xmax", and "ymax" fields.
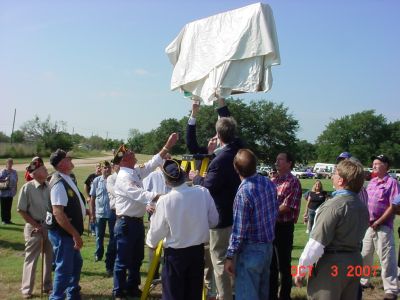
[{"xmin": 10, "ymin": 108, "xmax": 16, "ymax": 144}]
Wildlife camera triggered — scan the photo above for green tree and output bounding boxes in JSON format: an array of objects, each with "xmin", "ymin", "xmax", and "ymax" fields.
[
  {"xmin": 316, "ymin": 110, "xmax": 388, "ymax": 165},
  {"xmin": 11, "ymin": 130, "xmax": 25, "ymax": 143},
  {"xmin": 20, "ymin": 116, "xmax": 73, "ymax": 151},
  {"xmin": 295, "ymin": 140, "xmax": 316, "ymax": 165},
  {"xmin": 0, "ymin": 132, "xmax": 10, "ymax": 143},
  {"xmin": 127, "ymin": 129, "xmax": 145, "ymax": 153}
]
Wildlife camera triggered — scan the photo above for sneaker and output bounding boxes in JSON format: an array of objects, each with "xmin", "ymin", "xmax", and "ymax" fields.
[
  {"xmin": 384, "ymin": 293, "xmax": 397, "ymax": 300},
  {"xmin": 126, "ymin": 289, "xmax": 142, "ymax": 298}
]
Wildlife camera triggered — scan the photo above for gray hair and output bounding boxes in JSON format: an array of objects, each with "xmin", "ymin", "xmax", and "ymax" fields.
[{"xmin": 215, "ymin": 117, "xmax": 237, "ymax": 144}]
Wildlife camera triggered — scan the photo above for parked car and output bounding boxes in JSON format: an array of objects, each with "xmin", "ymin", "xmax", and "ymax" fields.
[
  {"xmin": 291, "ymin": 167, "xmax": 315, "ymax": 179},
  {"xmin": 313, "ymin": 163, "xmax": 335, "ymax": 179},
  {"xmin": 257, "ymin": 165, "xmax": 272, "ymax": 176}
]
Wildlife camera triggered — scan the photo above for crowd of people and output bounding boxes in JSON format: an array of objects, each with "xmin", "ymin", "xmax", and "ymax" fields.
[{"xmin": 1, "ymin": 99, "xmax": 400, "ymax": 300}]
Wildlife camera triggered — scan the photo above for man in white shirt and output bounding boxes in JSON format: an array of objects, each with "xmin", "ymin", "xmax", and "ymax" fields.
[
  {"xmin": 146, "ymin": 159, "xmax": 218, "ymax": 300},
  {"xmin": 112, "ymin": 133, "xmax": 178, "ymax": 300},
  {"xmin": 46, "ymin": 149, "xmax": 87, "ymax": 300}
]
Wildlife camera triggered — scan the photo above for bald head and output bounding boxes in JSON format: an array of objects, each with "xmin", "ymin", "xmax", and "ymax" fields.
[{"xmin": 234, "ymin": 149, "xmax": 257, "ymax": 178}]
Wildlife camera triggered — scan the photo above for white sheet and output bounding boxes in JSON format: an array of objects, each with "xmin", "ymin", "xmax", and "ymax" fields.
[{"xmin": 166, "ymin": 2, "xmax": 281, "ymax": 105}]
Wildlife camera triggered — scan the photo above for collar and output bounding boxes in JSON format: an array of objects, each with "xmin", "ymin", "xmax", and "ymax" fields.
[
  {"xmin": 172, "ymin": 182, "xmax": 189, "ymax": 191},
  {"xmin": 120, "ymin": 166, "xmax": 135, "ymax": 174},
  {"xmin": 332, "ymin": 189, "xmax": 356, "ymax": 197},
  {"xmin": 33, "ymin": 179, "xmax": 48, "ymax": 189},
  {"xmin": 375, "ymin": 174, "xmax": 390, "ymax": 183}
]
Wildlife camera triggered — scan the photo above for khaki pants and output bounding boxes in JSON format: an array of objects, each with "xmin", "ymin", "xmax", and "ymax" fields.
[
  {"xmin": 361, "ymin": 226, "xmax": 399, "ymax": 295},
  {"xmin": 21, "ymin": 223, "xmax": 53, "ymax": 295},
  {"xmin": 210, "ymin": 226, "xmax": 233, "ymax": 300}
]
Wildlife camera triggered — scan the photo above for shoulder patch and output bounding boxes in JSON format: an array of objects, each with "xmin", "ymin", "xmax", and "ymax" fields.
[{"xmin": 67, "ymin": 188, "xmax": 75, "ymax": 198}]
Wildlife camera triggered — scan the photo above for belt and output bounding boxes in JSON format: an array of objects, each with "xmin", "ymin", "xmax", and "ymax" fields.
[
  {"xmin": 116, "ymin": 215, "xmax": 143, "ymax": 222},
  {"xmin": 324, "ymin": 249, "xmax": 357, "ymax": 254},
  {"xmin": 34, "ymin": 219, "xmax": 45, "ymax": 224}
]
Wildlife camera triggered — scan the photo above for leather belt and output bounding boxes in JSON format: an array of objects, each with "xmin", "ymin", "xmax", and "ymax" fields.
[{"xmin": 116, "ymin": 215, "xmax": 143, "ymax": 222}]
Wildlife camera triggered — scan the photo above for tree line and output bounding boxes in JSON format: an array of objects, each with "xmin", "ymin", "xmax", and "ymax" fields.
[{"xmin": 0, "ymin": 99, "xmax": 399, "ymax": 168}]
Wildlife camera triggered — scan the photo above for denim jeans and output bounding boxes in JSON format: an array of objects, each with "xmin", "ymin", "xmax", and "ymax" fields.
[
  {"xmin": 48, "ymin": 230, "xmax": 83, "ymax": 300},
  {"xmin": 113, "ymin": 217, "xmax": 144, "ymax": 297},
  {"xmin": 307, "ymin": 209, "xmax": 316, "ymax": 232},
  {"xmin": 105, "ymin": 210, "xmax": 116, "ymax": 272},
  {"xmin": 95, "ymin": 218, "xmax": 107, "ymax": 260},
  {"xmin": 235, "ymin": 242, "xmax": 273, "ymax": 300}
]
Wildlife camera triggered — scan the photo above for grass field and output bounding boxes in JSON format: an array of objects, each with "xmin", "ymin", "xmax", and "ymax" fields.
[{"xmin": 0, "ymin": 160, "xmax": 397, "ymax": 299}]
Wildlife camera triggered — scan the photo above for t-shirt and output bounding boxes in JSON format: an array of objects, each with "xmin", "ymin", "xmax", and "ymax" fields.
[{"xmin": 308, "ymin": 191, "xmax": 327, "ymax": 210}]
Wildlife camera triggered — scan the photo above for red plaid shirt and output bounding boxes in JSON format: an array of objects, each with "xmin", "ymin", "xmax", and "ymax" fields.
[{"xmin": 272, "ymin": 172, "xmax": 302, "ymax": 223}]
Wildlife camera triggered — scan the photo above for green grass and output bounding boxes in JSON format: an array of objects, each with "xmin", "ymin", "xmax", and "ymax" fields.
[{"xmin": 0, "ymin": 171, "xmax": 397, "ymax": 299}]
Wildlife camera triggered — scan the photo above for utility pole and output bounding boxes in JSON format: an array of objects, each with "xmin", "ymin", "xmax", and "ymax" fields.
[{"xmin": 10, "ymin": 109, "xmax": 16, "ymax": 144}]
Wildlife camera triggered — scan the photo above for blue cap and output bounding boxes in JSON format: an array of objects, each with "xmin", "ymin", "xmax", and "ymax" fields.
[{"xmin": 336, "ymin": 152, "xmax": 352, "ymax": 162}]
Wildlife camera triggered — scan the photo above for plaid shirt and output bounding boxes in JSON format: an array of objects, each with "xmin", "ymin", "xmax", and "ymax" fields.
[
  {"xmin": 226, "ymin": 174, "xmax": 278, "ymax": 258},
  {"xmin": 272, "ymin": 172, "xmax": 302, "ymax": 223},
  {"xmin": 366, "ymin": 174, "xmax": 400, "ymax": 229}
]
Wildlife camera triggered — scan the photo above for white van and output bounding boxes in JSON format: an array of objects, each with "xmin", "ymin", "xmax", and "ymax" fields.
[{"xmin": 313, "ymin": 163, "xmax": 336, "ymax": 179}]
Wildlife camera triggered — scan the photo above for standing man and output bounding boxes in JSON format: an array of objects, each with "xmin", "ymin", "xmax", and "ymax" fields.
[
  {"xmin": 90, "ymin": 161, "xmax": 114, "ymax": 269},
  {"xmin": 191, "ymin": 116, "xmax": 241, "ymax": 300},
  {"xmin": 294, "ymin": 159, "xmax": 369, "ymax": 299},
  {"xmin": 269, "ymin": 152, "xmax": 302, "ymax": 300},
  {"xmin": 146, "ymin": 159, "xmax": 219, "ymax": 300},
  {"xmin": 360, "ymin": 154, "xmax": 399, "ymax": 300},
  {"xmin": 46, "ymin": 149, "xmax": 86, "ymax": 300},
  {"xmin": 224, "ymin": 149, "xmax": 278, "ymax": 300},
  {"xmin": 84, "ymin": 163, "xmax": 101, "ymax": 235},
  {"xmin": 17, "ymin": 157, "xmax": 53, "ymax": 299},
  {"xmin": 112, "ymin": 133, "xmax": 178, "ymax": 300},
  {"xmin": 105, "ymin": 161, "xmax": 120, "ymax": 276},
  {"xmin": 0, "ymin": 158, "xmax": 18, "ymax": 225}
]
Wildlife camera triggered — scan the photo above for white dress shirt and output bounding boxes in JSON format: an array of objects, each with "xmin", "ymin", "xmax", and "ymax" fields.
[
  {"xmin": 114, "ymin": 154, "xmax": 163, "ymax": 217},
  {"xmin": 106, "ymin": 172, "xmax": 118, "ymax": 210},
  {"xmin": 146, "ymin": 183, "xmax": 219, "ymax": 249}
]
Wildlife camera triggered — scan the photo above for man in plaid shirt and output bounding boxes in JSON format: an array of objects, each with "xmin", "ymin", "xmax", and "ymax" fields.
[
  {"xmin": 225, "ymin": 149, "xmax": 278, "ymax": 300},
  {"xmin": 269, "ymin": 152, "xmax": 302, "ymax": 300}
]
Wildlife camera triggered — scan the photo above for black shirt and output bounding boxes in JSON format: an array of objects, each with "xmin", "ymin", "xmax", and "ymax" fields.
[{"xmin": 308, "ymin": 191, "xmax": 327, "ymax": 210}]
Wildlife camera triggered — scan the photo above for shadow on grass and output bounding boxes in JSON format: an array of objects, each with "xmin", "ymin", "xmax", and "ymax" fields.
[
  {"xmin": 0, "ymin": 239, "xmax": 25, "ymax": 251},
  {"xmin": 0, "ymin": 224, "xmax": 24, "ymax": 232}
]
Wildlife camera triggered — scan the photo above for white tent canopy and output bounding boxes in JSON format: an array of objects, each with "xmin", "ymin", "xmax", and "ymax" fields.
[{"xmin": 166, "ymin": 2, "xmax": 281, "ymax": 105}]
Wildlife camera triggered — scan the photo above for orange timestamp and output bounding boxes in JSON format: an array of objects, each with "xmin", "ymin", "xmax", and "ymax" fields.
[{"xmin": 291, "ymin": 265, "xmax": 380, "ymax": 277}]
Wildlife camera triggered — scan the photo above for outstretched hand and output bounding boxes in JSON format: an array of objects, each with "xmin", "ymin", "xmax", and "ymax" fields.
[
  {"xmin": 191, "ymin": 100, "xmax": 200, "ymax": 117},
  {"xmin": 165, "ymin": 132, "xmax": 179, "ymax": 149}
]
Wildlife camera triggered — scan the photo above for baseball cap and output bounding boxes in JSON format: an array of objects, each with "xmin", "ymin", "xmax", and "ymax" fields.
[{"xmin": 371, "ymin": 154, "xmax": 390, "ymax": 165}]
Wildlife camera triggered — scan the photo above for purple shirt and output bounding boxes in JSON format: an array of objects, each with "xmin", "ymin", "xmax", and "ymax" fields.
[{"xmin": 366, "ymin": 174, "xmax": 400, "ymax": 229}]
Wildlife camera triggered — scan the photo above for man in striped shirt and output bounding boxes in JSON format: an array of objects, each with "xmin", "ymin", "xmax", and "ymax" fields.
[{"xmin": 225, "ymin": 149, "xmax": 278, "ymax": 300}]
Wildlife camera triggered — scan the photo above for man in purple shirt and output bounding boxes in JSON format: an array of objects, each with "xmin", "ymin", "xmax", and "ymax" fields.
[{"xmin": 360, "ymin": 154, "xmax": 399, "ymax": 300}]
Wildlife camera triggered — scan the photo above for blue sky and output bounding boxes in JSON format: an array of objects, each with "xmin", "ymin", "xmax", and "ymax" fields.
[{"xmin": 1, "ymin": 0, "xmax": 399, "ymax": 143}]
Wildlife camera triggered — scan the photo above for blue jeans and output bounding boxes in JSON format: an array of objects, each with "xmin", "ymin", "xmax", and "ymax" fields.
[
  {"xmin": 308, "ymin": 209, "xmax": 316, "ymax": 232},
  {"xmin": 236, "ymin": 242, "xmax": 273, "ymax": 300},
  {"xmin": 95, "ymin": 218, "xmax": 107, "ymax": 260},
  {"xmin": 113, "ymin": 217, "xmax": 144, "ymax": 297},
  {"xmin": 105, "ymin": 210, "xmax": 116, "ymax": 272},
  {"xmin": 48, "ymin": 230, "xmax": 83, "ymax": 300}
]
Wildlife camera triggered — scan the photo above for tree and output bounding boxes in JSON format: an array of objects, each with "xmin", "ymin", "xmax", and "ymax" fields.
[
  {"xmin": 127, "ymin": 129, "xmax": 145, "ymax": 153},
  {"xmin": 0, "ymin": 132, "xmax": 10, "ymax": 143},
  {"xmin": 11, "ymin": 130, "xmax": 25, "ymax": 143},
  {"xmin": 315, "ymin": 110, "xmax": 389, "ymax": 165},
  {"xmin": 20, "ymin": 115, "xmax": 73, "ymax": 151},
  {"xmin": 295, "ymin": 140, "xmax": 316, "ymax": 165}
]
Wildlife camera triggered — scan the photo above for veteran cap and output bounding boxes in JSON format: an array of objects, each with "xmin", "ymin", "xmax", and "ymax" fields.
[
  {"xmin": 162, "ymin": 159, "xmax": 185, "ymax": 182},
  {"xmin": 113, "ymin": 144, "xmax": 128, "ymax": 164},
  {"xmin": 50, "ymin": 149, "xmax": 72, "ymax": 167},
  {"xmin": 26, "ymin": 156, "xmax": 44, "ymax": 173},
  {"xmin": 372, "ymin": 154, "xmax": 390, "ymax": 165}
]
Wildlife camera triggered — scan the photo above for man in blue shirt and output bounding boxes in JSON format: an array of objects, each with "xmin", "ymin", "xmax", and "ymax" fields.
[
  {"xmin": 225, "ymin": 149, "xmax": 278, "ymax": 300},
  {"xmin": 90, "ymin": 160, "xmax": 115, "ymax": 276}
]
